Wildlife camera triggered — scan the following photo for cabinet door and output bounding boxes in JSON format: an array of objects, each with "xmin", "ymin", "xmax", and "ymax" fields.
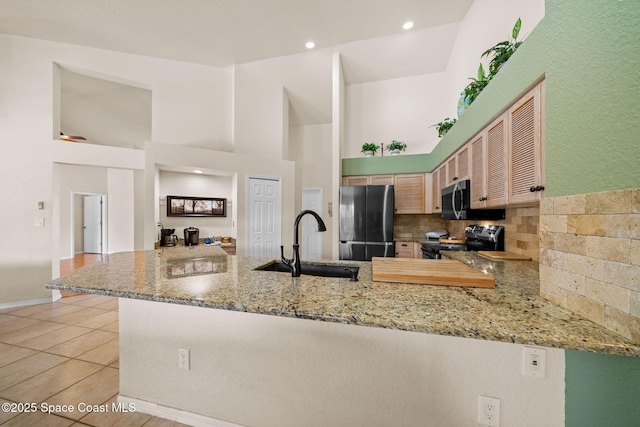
[
  {"xmin": 431, "ymin": 167, "xmax": 444, "ymax": 213},
  {"xmin": 485, "ymin": 113, "xmax": 508, "ymax": 207},
  {"xmin": 395, "ymin": 241, "xmax": 414, "ymax": 258},
  {"xmin": 370, "ymin": 174, "xmax": 394, "ymax": 185},
  {"xmin": 470, "ymin": 132, "xmax": 487, "ymax": 209},
  {"xmin": 343, "ymin": 176, "xmax": 370, "ymax": 186},
  {"xmin": 509, "ymin": 82, "xmax": 544, "ymax": 204},
  {"xmin": 394, "ymin": 174, "xmax": 425, "ymax": 214},
  {"xmin": 456, "ymin": 144, "xmax": 471, "ymax": 182},
  {"xmin": 446, "ymin": 156, "xmax": 457, "ymax": 186}
]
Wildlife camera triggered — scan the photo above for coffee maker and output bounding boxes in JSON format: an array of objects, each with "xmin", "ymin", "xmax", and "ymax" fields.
[
  {"xmin": 184, "ymin": 227, "xmax": 199, "ymax": 246},
  {"xmin": 160, "ymin": 228, "xmax": 178, "ymax": 246}
]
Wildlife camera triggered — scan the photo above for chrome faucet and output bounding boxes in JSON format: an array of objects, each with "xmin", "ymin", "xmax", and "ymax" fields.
[{"xmin": 281, "ymin": 210, "xmax": 327, "ymax": 277}]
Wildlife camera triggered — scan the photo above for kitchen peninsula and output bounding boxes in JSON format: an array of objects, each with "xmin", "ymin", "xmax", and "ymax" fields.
[{"xmin": 46, "ymin": 246, "xmax": 639, "ymax": 426}]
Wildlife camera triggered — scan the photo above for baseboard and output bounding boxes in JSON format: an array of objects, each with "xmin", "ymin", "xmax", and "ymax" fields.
[
  {"xmin": 117, "ymin": 395, "xmax": 244, "ymax": 427},
  {"xmin": 0, "ymin": 297, "xmax": 55, "ymax": 310}
]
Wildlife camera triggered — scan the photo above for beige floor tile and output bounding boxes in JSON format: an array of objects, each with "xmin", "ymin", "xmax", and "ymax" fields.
[
  {"xmin": 143, "ymin": 416, "xmax": 192, "ymax": 426},
  {"xmin": 0, "ymin": 316, "xmax": 42, "ymax": 335},
  {"xmin": 79, "ymin": 395, "xmax": 152, "ymax": 427},
  {"xmin": 0, "ymin": 343, "xmax": 37, "ymax": 368},
  {"xmin": 100, "ymin": 321, "xmax": 119, "ymax": 333},
  {"xmin": 92, "ymin": 298, "xmax": 120, "ymax": 311},
  {"xmin": 52, "ymin": 307, "xmax": 111, "ymax": 326},
  {"xmin": 47, "ymin": 367, "xmax": 119, "ymax": 421},
  {"xmin": 0, "ymin": 410, "xmax": 76, "ymax": 426},
  {"xmin": 29, "ymin": 303, "xmax": 88, "ymax": 321},
  {"xmin": 0, "ymin": 352, "xmax": 68, "ymax": 391},
  {"xmin": 75, "ymin": 310, "xmax": 119, "ymax": 329},
  {"xmin": 2, "ymin": 302, "xmax": 55, "ymax": 318},
  {"xmin": 15, "ymin": 325, "xmax": 93, "ymax": 351},
  {"xmin": 0, "ymin": 321, "xmax": 66, "ymax": 345},
  {"xmin": 110, "ymin": 360, "xmax": 120, "ymax": 369},
  {"xmin": 46, "ymin": 330, "xmax": 118, "ymax": 358},
  {"xmin": 0, "ymin": 398, "xmax": 20, "ymax": 424},
  {"xmin": 0, "ymin": 359, "xmax": 103, "ymax": 403},
  {"xmin": 71, "ymin": 295, "xmax": 116, "ymax": 308},
  {"xmin": 77, "ymin": 338, "xmax": 119, "ymax": 366}
]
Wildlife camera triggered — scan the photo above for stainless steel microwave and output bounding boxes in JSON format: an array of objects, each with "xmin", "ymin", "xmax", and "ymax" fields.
[{"xmin": 441, "ymin": 180, "xmax": 506, "ymax": 220}]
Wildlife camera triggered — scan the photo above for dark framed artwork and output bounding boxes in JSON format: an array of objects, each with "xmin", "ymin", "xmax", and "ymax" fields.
[{"xmin": 167, "ymin": 196, "xmax": 227, "ymax": 217}]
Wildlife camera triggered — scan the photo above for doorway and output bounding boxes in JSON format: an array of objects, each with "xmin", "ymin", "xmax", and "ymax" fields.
[
  {"xmin": 246, "ymin": 177, "xmax": 282, "ymax": 258},
  {"xmin": 72, "ymin": 192, "xmax": 107, "ymax": 255},
  {"xmin": 301, "ymin": 188, "xmax": 323, "ymax": 260}
]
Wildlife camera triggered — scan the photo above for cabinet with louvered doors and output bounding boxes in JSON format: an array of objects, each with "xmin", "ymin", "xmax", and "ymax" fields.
[
  {"xmin": 430, "ymin": 165, "xmax": 445, "ymax": 214},
  {"xmin": 485, "ymin": 112, "xmax": 509, "ymax": 207},
  {"xmin": 469, "ymin": 132, "xmax": 487, "ymax": 209},
  {"xmin": 508, "ymin": 81, "xmax": 545, "ymax": 204},
  {"xmin": 394, "ymin": 174, "xmax": 425, "ymax": 214}
]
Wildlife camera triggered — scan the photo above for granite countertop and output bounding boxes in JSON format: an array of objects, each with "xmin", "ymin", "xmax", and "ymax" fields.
[{"xmin": 46, "ymin": 246, "xmax": 640, "ymax": 357}]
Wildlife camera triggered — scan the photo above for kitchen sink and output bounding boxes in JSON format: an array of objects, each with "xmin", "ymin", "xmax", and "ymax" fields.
[{"xmin": 255, "ymin": 260, "xmax": 359, "ymax": 281}]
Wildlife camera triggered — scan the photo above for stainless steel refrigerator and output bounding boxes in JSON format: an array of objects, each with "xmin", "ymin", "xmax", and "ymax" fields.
[{"xmin": 339, "ymin": 185, "xmax": 395, "ymax": 261}]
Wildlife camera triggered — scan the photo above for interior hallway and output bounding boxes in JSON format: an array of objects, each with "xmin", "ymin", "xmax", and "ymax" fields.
[{"xmin": 0, "ymin": 256, "xmax": 189, "ymax": 426}]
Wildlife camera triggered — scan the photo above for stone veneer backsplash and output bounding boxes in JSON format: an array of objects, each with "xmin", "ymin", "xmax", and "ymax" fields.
[
  {"xmin": 394, "ymin": 206, "xmax": 541, "ymax": 261},
  {"xmin": 539, "ymin": 188, "xmax": 640, "ymax": 342}
]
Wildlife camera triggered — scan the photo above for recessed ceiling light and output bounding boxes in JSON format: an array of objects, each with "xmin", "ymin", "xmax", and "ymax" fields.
[
  {"xmin": 305, "ymin": 41, "xmax": 315, "ymax": 49},
  {"xmin": 194, "ymin": 170, "xmax": 203, "ymax": 174},
  {"xmin": 403, "ymin": 21, "xmax": 414, "ymax": 30}
]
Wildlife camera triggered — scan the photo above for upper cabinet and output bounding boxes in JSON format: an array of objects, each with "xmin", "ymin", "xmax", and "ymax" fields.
[
  {"xmin": 394, "ymin": 174, "xmax": 425, "ymax": 214},
  {"xmin": 470, "ymin": 132, "xmax": 487, "ymax": 209},
  {"xmin": 342, "ymin": 175, "xmax": 393, "ymax": 186},
  {"xmin": 508, "ymin": 81, "xmax": 545, "ymax": 204},
  {"xmin": 485, "ymin": 113, "xmax": 509, "ymax": 207},
  {"xmin": 443, "ymin": 144, "xmax": 471, "ymax": 187}
]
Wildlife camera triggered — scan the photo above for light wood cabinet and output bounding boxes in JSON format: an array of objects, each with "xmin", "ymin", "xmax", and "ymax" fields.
[
  {"xmin": 508, "ymin": 81, "xmax": 545, "ymax": 204},
  {"xmin": 343, "ymin": 174, "xmax": 394, "ymax": 186},
  {"xmin": 395, "ymin": 241, "xmax": 420, "ymax": 258},
  {"xmin": 470, "ymin": 132, "xmax": 487, "ymax": 209},
  {"xmin": 394, "ymin": 174, "xmax": 425, "ymax": 214},
  {"xmin": 443, "ymin": 144, "xmax": 471, "ymax": 187},
  {"xmin": 485, "ymin": 112, "xmax": 509, "ymax": 207},
  {"xmin": 430, "ymin": 166, "xmax": 444, "ymax": 213}
]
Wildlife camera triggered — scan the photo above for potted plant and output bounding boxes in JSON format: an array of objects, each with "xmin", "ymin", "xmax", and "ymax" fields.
[
  {"xmin": 361, "ymin": 143, "xmax": 379, "ymax": 157},
  {"xmin": 431, "ymin": 118, "xmax": 457, "ymax": 138},
  {"xmin": 463, "ymin": 63, "xmax": 490, "ymax": 105},
  {"xmin": 386, "ymin": 140, "xmax": 407, "ymax": 155},
  {"xmin": 482, "ymin": 18, "xmax": 522, "ymax": 76}
]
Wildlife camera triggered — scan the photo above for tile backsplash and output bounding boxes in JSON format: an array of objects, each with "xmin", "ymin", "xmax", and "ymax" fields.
[
  {"xmin": 539, "ymin": 188, "xmax": 640, "ymax": 342},
  {"xmin": 394, "ymin": 206, "xmax": 541, "ymax": 262}
]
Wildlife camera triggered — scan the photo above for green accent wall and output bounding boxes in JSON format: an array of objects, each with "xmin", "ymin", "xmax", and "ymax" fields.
[
  {"xmin": 565, "ymin": 350, "xmax": 640, "ymax": 427},
  {"xmin": 344, "ymin": 0, "xmax": 640, "ymax": 197}
]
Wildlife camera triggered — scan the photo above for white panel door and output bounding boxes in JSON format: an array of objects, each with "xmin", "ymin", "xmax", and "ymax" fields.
[
  {"xmin": 301, "ymin": 188, "xmax": 323, "ymax": 260},
  {"xmin": 83, "ymin": 195, "xmax": 103, "ymax": 254},
  {"xmin": 247, "ymin": 177, "xmax": 281, "ymax": 257}
]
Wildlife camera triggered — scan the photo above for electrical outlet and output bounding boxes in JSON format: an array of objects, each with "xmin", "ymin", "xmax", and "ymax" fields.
[
  {"xmin": 522, "ymin": 346, "xmax": 546, "ymax": 378},
  {"xmin": 178, "ymin": 348, "xmax": 190, "ymax": 370},
  {"xmin": 478, "ymin": 395, "xmax": 500, "ymax": 426}
]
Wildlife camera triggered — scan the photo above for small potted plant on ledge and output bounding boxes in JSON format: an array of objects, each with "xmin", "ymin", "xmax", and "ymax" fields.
[
  {"xmin": 361, "ymin": 143, "xmax": 379, "ymax": 157},
  {"xmin": 386, "ymin": 140, "xmax": 407, "ymax": 155},
  {"xmin": 431, "ymin": 118, "xmax": 457, "ymax": 138}
]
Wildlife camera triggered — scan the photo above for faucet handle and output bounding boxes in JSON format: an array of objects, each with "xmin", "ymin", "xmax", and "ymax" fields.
[{"xmin": 280, "ymin": 246, "xmax": 292, "ymax": 266}]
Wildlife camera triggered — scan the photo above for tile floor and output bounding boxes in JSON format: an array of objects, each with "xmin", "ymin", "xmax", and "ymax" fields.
[{"xmin": 0, "ymin": 293, "xmax": 188, "ymax": 426}]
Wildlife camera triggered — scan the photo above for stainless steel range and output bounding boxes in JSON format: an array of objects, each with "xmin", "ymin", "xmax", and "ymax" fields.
[{"xmin": 421, "ymin": 224, "xmax": 504, "ymax": 259}]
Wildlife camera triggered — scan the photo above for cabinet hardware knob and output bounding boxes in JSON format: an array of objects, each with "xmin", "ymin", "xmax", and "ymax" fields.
[
  {"xmin": 536, "ymin": 185, "xmax": 545, "ymax": 191},
  {"xmin": 479, "ymin": 197, "xmax": 487, "ymax": 201},
  {"xmin": 452, "ymin": 177, "xmax": 458, "ymax": 181},
  {"xmin": 530, "ymin": 186, "xmax": 537, "ymax": 192}
]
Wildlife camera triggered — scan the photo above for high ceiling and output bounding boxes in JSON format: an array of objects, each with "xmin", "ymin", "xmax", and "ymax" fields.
[
  {"xmin": 1, "ymin": 0, "xmax": 475, "ymax": 144},
  {"xmin": 1, "ymin": 0, "xmax": 473, "ymax": 67}
]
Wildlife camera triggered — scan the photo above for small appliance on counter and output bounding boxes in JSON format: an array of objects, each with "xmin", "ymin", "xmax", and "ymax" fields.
[
  {"xmin": 421, "ymin": 224, "xmax": 504, "ymax": 259},
  {"xmin": 183, "ymin": 227, "xmax": 199, "ymax": 246},
  {"xmin": 425, "ymin": 229, "xmax": 448, "ymax": 241},
  {"xmin": 160, "ymin": 228, "xmax": 178, "ymax": 246}
]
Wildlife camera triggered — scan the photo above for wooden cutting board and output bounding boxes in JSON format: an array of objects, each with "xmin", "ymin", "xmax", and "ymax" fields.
[
  {"xmin": 371, "ymin": 257, "xmax": 494, "ymax": 288},
  {"xmin": 478, "ymin": 251, "xmax": 532, "ymax": 260},
  {"xmin": 439, "ymin": 237, "xmax": 466, "ymax": 244}
]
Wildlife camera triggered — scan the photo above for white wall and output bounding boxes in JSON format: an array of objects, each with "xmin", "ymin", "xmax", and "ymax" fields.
[
  {"xmin": 107, "ymin": 168, "xmax": 135, "ymax": 254},
  {"xmin": 345, "ymin": 72, "xmax": 450, "ymax": 157},
  {"xmin": 158, "ymin": 171, "xmax": 234, "ymax": 240},
  {"xmin": 121, "ymin": 298, "xmax": 565, "ymax": 427}
]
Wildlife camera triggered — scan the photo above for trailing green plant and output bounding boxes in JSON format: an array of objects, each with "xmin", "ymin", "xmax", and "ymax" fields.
[
  {"xmin": 386, "ymin": 140, "xmax": 407, "ymax": 152},
  {"xmin": 431, "ymin": 117, "xmax": 457, "ymax": 138},
  {"xmin": 361, "ymin": 143, "xmax": 379, "ymax": 155},
  {"xmin": 463, "ymin": 63, "xmax": 490, "ymax": 105},
  {"xmin": 482, "ymin": 17, "xmax": 522, "ymax": 76}
]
